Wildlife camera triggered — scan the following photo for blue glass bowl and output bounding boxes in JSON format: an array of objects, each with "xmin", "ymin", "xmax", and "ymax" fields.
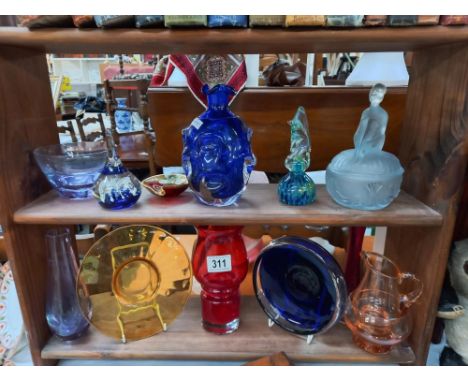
[
  {"xmin": 253, "ymin": 236, "xmax": 347, "ymax": 335},
  {"xmin": 34, "ymin": 142, "xmax": 107, "ymax": 199}
]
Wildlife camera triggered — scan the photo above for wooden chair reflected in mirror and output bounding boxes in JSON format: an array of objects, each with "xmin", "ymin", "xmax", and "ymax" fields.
[
  {"xmin": 57, "ymin": 120, "xmax": 78, "ymax": 143},
  {"xmin": 104, "ymin": 78, "xmax": 158, "ymax": 176},
  {"xmin": 76, "ymin": 113, "xmax": 107, "ymax": 142}
]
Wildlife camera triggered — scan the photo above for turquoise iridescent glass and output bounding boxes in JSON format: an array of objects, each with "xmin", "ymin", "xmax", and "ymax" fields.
[{"xmin": 278, "ymin": 107, "xmax": 316, "ymax": 205}]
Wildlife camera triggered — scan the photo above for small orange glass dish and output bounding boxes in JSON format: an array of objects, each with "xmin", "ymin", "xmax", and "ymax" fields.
[{"xmin": 142, "ymin": 174, "xmax": 189, "ymax": 198}]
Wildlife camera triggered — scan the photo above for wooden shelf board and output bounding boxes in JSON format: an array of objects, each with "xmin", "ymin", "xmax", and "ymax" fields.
[
  {"xmin": 14, "ymin": 184, "xmax": 442, "ymax": 227},
  {"xmin": 1, "ymin": 27, "xmax": 468, "ymax": 54},
  {"xmin": 41, "ymin": 297, "xmax": 415, "ymax": 363}
]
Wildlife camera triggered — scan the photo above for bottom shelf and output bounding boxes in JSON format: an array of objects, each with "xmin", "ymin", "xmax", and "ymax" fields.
[{"xmin": 42, "ymin": 297, "xmax": 415, "ymax": 364}]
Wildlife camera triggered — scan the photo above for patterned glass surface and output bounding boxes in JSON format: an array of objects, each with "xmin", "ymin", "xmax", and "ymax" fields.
[
  {"xmin": 326, "ymin": 84, "xmax": 404, "ymax": 210},
  {"xmin": 254, "ymin": 236, "xmax": 347, "ymax": 335},
  {"xmin": 278, "ymin": 107, "xmax": 316, "ymax": 206},
  {"xmin": 182, "ymin": 84, "xmax": 256, "ymax": 207},
  {"xmin": 77, "ymin": 225, "xmax": 192, "ymax": 342}
]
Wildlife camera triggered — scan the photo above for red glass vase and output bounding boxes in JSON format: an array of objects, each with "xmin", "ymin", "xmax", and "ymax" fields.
[{"xmin": 192, "ymin": 226, "xmax": 248, "ymax": 334}]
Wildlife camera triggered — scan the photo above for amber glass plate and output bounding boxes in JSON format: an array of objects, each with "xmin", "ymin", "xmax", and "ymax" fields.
[{"xmin": 77, "ymin": 225, "xmax": 192, "ymax": 343}]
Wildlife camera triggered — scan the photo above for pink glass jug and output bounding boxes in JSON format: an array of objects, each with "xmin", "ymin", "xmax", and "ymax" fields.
[{"xmin": 344, "ymin": 252, "xmax": 423, "ymax": 354}]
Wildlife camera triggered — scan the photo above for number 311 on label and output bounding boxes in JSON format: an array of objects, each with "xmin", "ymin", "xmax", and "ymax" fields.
[{"xmin": 206, "ymin": 254, "xmax": 232, "ymax": 273}]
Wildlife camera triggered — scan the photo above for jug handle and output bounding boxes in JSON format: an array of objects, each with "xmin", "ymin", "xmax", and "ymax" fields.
[{"xmin": 399, "ymin": 272, "xmax": 423, "ymax": 309}]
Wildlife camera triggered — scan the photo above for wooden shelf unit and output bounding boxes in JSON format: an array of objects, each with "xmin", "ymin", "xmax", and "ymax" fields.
[
  {"xmin": 1, "ymin": 26, "xmax": 468, "ymax": 54},
  {"xmin": 14, "ymin": 185, "xmax": 442, "ymax": 227},
  {"xmin": 41, "ymin": 297, "xmax": 415, "ymax": 364},
  {"xmin": 0, "ymin": 26, "xmax": 467, "ymax": 366}
]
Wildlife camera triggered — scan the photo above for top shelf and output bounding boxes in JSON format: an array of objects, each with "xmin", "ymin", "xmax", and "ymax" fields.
[
  {"xmin": 1, "ymin": 26, "xmax": 468, "ymax": 54},
  {"xmin": 14, "ymin": 184, "xmax": 442, "ymax": 227}
]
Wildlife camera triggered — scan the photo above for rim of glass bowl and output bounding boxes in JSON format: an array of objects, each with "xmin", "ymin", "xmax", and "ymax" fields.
[
  {"xmin": 33, "ymin": 142, "xmax": 107, "ymax": 158},
  {"xmin": 253, "ymin": 236, "xmax": 347, "ymax": 336}
]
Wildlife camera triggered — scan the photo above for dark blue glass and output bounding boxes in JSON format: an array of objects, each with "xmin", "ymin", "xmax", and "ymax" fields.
[
  {"xmin": 253, "ymin": 236, "xmax": 347, "ymax": 335},
  {"xmin": 182, "ymin": 84, "xmax": 256, "ymax": 207},
  {"xmin": 93, "ymin": 130, "xmax": 142, "ymax": 209}
]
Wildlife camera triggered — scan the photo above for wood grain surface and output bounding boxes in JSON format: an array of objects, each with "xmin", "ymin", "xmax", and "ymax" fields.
[
  {"xmin": 13, "ymin": 185, "xmax": 442, "ymax": 227},
  {"xmin": 0, "ymin": 46, "xmax": 59, "ymax": 365},
  {"xmin": 244, "ymin": 352, "xmax": 293, "ymax": 366},
  {"xmin": 149, "ymin": 87, "xmax": 406, "ymax": 172},
  {"xmin": 452, "ymin": 166, "xmax": 468, "ymax": 241},
  {"xmin": 117, "ymin": 133, "xmax": 149, "ymax": 164},
  {"xmin": 0, "ymin": 27, "xmax": 467, "ymax": 54},
  {"xmin": 385, "ymin": 42, "xmax": 468, "ymax": 365},
  {"xmin": 41, "ymin": 297, "xmax": 415, "ymax": 364},
  {"xmin": 0, "ymin": 235, "xmax": 6, "ymax": 263}
]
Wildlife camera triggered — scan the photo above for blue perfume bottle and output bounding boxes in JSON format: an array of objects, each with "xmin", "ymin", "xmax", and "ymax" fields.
[
  {"xmin": 278, "ymin": 107, "xmax": 316, "ymax": 205},
  {"xmin": 182, "ymin": 84, "xmax": 256, "ymax": 207},
  {"xmin": 93, "ymin": 130, "xmax": 141, "ymax": 209}
]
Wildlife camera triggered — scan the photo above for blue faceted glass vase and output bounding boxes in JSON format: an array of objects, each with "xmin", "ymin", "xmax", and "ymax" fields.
[
  {"xmin": 182, "ymin": 84, "xmax": 256, "ymax": 207},
  {"xmin": 253, "ymin": 236, "xmax": 347, "ymax": 336},
  {"xmin": 93, "ymin": 130, "xmax": 141, "ymax": 209}
]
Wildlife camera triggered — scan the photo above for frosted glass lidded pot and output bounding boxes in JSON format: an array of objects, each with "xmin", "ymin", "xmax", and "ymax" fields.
[
  {"xmin": 182, "ymin": 84, "xmax": 256, "ymax": 207},
  {"xmin": 326, "ymin": 83, "xmax": 404, "ymax": 210}
]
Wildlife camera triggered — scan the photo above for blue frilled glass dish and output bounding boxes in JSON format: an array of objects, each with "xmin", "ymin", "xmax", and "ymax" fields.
[
  {"xmin": 253, "ymin": 236, "xmax": 347, "ymax": 335},
  {"xmin": 182, "ymin": 84, "xmax": 256, "ymax": 207}
]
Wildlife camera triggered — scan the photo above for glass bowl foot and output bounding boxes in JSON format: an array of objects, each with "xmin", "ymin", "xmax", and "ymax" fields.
[{"xmin": 202, "ymin": 318, "xmax": 240, "ymax": 335}]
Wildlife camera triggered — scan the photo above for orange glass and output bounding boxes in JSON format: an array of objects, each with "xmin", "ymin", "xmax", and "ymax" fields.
[
  {"xmin": 344, "ymin": 252, "xmax": 423, "ymax": 354},
  {"xmin": 77, "ymin": 225, "xmax": 192, "ymax": 343}
]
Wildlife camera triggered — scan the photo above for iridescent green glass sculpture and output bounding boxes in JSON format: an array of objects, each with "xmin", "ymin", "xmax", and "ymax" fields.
[{"xmin": 278, "ymin": 107, "xmax": 316, "ymax": 205}]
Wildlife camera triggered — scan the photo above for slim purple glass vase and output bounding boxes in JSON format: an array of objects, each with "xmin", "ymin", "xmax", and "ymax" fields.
[{"xmin": 45, "ymin": 228, "xmax": 89, "ymax": 340}]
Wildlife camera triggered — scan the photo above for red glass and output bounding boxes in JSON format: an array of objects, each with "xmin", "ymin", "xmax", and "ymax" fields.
[
  {"xmin": 145, "ymin": 180, "xmax": 188, "ymax": 197},
  {"xmin": 345, "ymin": 226, "xmax": 366, "ymax": 292},
  {"xmin": 192, "ymin": 226, "xmax": 248, "ymax": 334}
]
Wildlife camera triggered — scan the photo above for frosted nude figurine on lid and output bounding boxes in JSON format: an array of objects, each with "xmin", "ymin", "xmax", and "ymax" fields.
[{"xmin": 326, "ymin": 83, "xmax": 404, "ymax": 210}]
